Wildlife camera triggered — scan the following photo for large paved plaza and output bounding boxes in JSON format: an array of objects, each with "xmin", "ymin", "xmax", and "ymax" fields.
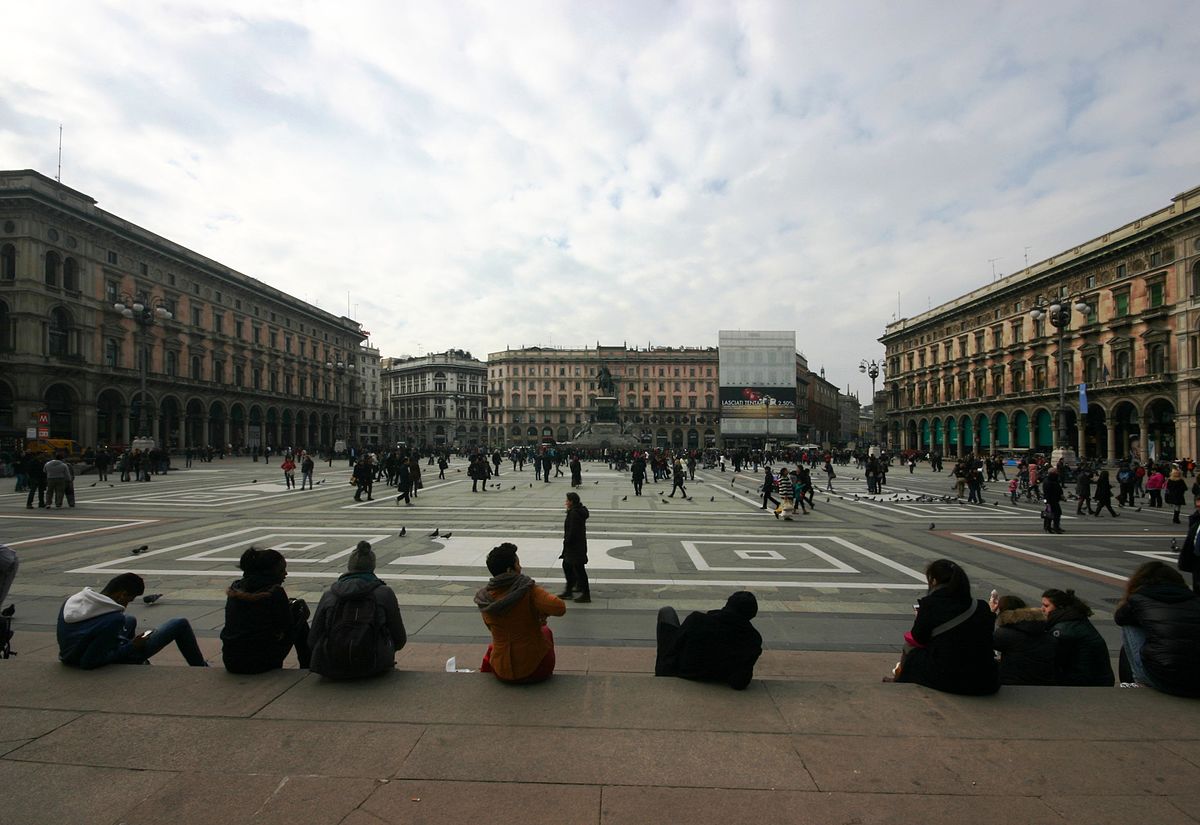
[{"xmin": 2, "ymin": 456, "xmax": 1178, "ymax": 655}]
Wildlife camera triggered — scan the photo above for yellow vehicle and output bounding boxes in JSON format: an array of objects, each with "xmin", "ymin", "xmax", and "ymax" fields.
[{"xmin": 25, "ymin": 438, "xmax": 83, "ymax": 460}]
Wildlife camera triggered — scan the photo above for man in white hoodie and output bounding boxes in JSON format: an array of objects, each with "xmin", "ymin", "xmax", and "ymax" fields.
[{"xmin": 57, "ymin": 573, "xmax": 207, "ymax": 668}]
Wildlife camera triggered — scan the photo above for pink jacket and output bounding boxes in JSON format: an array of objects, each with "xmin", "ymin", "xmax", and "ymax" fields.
[{"xmin": 1145, "ymin": 471, "xmax": 1166, "ymax": 491}]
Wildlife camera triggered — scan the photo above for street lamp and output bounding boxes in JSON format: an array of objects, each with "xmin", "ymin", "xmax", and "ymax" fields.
[
  {"xmin": 326, "ymin": 360, "xmax": 348, "ymax": 447},
  {"xmin": 859, "ymin": 359, "xmax": 883, "ymax": 445},
  {"xmin": 1029, "ymin": 296, "xmax": 1090, "ymax": 464},
  {"xmin": 113, "ymin": 293, "xmax": 173, "ymax": 440}
]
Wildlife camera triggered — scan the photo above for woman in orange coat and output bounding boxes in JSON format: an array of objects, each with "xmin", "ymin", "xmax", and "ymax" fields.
[{"xmin": 475, "ymin": 542, "xmax": 566, "ymax": 683}]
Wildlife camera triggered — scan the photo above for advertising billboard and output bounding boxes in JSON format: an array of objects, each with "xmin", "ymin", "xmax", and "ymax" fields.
[{"xmin": 720, "ymin": 386, "xmax": 796, "ymax": 419}]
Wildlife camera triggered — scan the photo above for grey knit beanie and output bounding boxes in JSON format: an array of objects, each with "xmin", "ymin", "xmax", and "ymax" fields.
[{"xmin": 347, "ymin": 540, "xmax": 376, "ymax": 573}]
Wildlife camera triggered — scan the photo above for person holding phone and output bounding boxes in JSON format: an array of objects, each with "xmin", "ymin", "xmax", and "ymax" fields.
[{"xmin": 57, "ymin": 573, "xmax": 207, "ymax": 668}]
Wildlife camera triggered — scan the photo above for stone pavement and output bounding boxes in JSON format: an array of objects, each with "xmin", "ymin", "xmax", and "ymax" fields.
[{"xmin": 3, "ymin": 647, "xmax": 1199, "ymax": 825}]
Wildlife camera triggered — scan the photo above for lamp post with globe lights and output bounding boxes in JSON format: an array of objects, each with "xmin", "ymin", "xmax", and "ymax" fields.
[
  {"xmin": 1029, "ymin": 295, "xmax": 1091, "ymax": 465},
  {"xmin": 113, "ymin": 293, "xmax": 173, "ymax": 441}
]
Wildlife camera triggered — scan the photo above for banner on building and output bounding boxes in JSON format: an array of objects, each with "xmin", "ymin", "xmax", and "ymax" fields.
[
  {"xmin": 719, "ymin": 386, "xmax": 796, "ymax": 420},
  {"xmin": 1079, "ymin": 383, "xmax": 1088, "ymax": 415}
]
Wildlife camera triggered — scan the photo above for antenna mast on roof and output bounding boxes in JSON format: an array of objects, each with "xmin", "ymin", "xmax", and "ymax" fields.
[
  {"xmin": 988, "ymin": 257, "xmax": 1003, "ymax": 282},
  {"xmin": 56, "ymin": 124, "xmax": 63, "ymax": 182}
]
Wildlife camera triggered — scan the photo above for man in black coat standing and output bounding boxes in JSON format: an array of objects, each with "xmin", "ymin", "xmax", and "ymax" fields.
[
  {"xmin": 558, "ymin": 492, "xmax": 590, "ymax": 603},
  {"xmin": 655, "ymin": 591, "xmax": 763, "ymax": 690},
  {"xmin": 1179, "ymin": 495, "xmax": 1200, "ymax": 594},
  {"xmin": 1043, "ymin": 468, "xmax": 1064, "ymax": 533}
]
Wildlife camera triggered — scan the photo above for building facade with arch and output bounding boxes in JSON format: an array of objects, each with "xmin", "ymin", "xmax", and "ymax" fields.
[
  {"xmin": 486, "ymin": 345, "xmax": 720, "ymax": 449},
  {"xmin": 0, "ymin": 169, "xmax": 366, "ymax": 452},
  {"xmin": 381, "ymin": 350, "xmax": 487, "ymax": 449},
  {"xmin": 880, "ymin": 184, "xmax": 1200, "ymax": 464}
]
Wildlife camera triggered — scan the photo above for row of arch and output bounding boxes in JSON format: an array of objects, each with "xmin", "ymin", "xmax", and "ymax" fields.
[
  {"xmin": 1, "ymin": 380, "xmax": 345, "ymax": 451},
  {"xmin": 895, "ymin": 397, "xmax": 1179, "ymax": 461}
]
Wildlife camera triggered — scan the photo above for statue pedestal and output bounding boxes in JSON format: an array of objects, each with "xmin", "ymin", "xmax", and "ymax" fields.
[{"xmin": 570, "ymin": 396, "xmax": 639, "ymax": 450}]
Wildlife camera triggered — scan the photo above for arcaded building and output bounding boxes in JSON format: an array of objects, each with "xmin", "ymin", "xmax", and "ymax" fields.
[
  {"xmin": 880, "ymin": 184, "xmax": 1200, "ymax": 462},
  {"xmin": 0, "ymin": 170, "xmax": 366, "ymax": 451}
]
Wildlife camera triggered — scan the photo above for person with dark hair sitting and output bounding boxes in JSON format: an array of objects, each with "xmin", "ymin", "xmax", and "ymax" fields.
[
  {"xmin": 475, "ymin": 542, "xmax": 566, "ymax": 684},
  {"xmin": 654, "ymin": 591, "xmax": 763, "ymax": 690},
  {"xmin": 221, "ymin": 547, "xmax": 311, "ymax": 673},
  {"xmin": 1114, "ymin": 561, "xmax": 1200, "ymax": 695},
  {"xmin": 991, "ymin": 594, "xmax": 1054, "ymax": 685},
  {"xmin": 57, "ymin": 573, "xmax": 207, "ymax": 668},
  {"xmin": 1042, "ymin": 588, "xmax": 1114, "ymax": 686},
  {"xmin": 889, "ymin": 559, "xmax": 999, "ymax": 694}
]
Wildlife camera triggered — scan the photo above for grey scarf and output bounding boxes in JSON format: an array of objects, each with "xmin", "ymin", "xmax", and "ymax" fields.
[{"xmin": 474, "ymin": 572, "xmax": 535, "ymax": 615}]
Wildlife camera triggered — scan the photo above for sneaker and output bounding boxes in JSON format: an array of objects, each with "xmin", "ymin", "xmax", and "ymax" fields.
[
  {"xmin": 573, "ymin": 594, "xmax": 592, "ymax": 603},
  {"xmin": 557, "ymin": 591, "xmax": 573, "ymax": 599},
  {"xmin": 1119, "ymin": 681, "xmax": 1142, "ymax": 689}
]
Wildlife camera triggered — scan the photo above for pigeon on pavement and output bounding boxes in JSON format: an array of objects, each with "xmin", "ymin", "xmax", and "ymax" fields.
[
  {"xmin": 428, "ymin": 529, "xmax": 440, "ymax": 537},
  {"xmin": 90, "ymin": 481, "xmax": 97, "ymax": 487},
  {"xmin": 621, "ymin": 495, "xmax": 627, "ymax": 501},
  {"xmin": 929, "ymin": 523, "xmax": 936, "ymax": 530},
  {"xmin": 131, "ymin": 545, "xmax": 148, "ymax": 555},
  {"xmin": 710, "ymin": 496, "xmax": 715, "ymax": 502},
  {"xmin": 399, "ymin": 527, "xmax": 406, "ymax": 537},
  {"xmin": 143, "ymin": 593, "xmax": 163, "ymax": 605},
  {"xmin": 442, "ymin": 532, "xmax": 453, "ymax": 539}
]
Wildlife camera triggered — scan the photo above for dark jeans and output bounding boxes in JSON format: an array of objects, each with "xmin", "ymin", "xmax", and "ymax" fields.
[
  {"xmin": 562, "ymin": 559, "xmax": 589, "ymax": 595},
  {"xmin": 670, "ymin": 481, "xmax": 687, "ymax": 497},
  {"xmin": 120, "ymin": 615, "xmax": 208, "ymax": 666},
  {"xmin": 762, "ymin": 492, "xmax": 779, "ymax": 509},
  {"xmin": 26, "ymin": 480, "xmax": 46, "ymax": 508},
  {"xmin": 633, "ymin": 477, "xmax": 644, "ymax": 496}
]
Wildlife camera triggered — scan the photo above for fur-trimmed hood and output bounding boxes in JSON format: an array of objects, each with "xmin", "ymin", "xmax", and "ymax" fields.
[{"xmin": 997, "ymin": 606, "xmax": 1047, "ymax": 627}]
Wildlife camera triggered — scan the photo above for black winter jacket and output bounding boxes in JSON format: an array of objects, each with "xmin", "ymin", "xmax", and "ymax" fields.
[
  {"xmin": 898, "ymin": 587, "xmax": 1000, "ymax": 695},
  {"xmin": 1046, "ymin": 605, "xmax": 1114, "ymax": 686},
  {"xmin": 562, "ymin": 504, "xmax": 589, "ymax": 564},
  {"xmin": 993, "ymin": 607, "xmax": 1055, "ymax": 685},
  {"xmin": 221, "ymin": 573, "xmax": 298, "ymax": 674},
  {"xmin": 656, "ymin": 592, "xmax": 763, "ymax": 690},
  {"xmin": 1114, "ymin": 583, "xmax": 1200, "ymax": 696}
]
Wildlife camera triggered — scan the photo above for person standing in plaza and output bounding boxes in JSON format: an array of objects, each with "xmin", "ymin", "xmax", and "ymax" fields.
[
  {"xmin": 352, "ymin": 457, "xmax": 373, "ymax": 502},
  {"xmin": 24, "ymin": 452, "xmax": 47, "ymax": 509},
  {"xmin": 559, "ymin": 492, "xmax": 590, "ymax": 602},
  {"xmin": 299, "ymin": 453, "xmax": 315, "ymax": 490},
  {"xmin": 1094, "ymin": 469, "xmax": 1119, "ymax": 517},
  {"xmin": 281, "ymin": 454, "xmax": 297, "ymax": 489},
  {"xmin": 44, "ymin": 452, "xmax": 73, "ymax": 509},
  {"xmin": 1042, "ymin": 468, "xmax": 1064, "ymax": 533},
  {"xmin": 631, "ymin": 452, "xmax": 646, "ymax": 496},
  {"xmin": 542, "ymin": 450, "xmax": 553, "ymax": 484},
  {"xmin": 1075, "ymin": 467, "xmax": 1095, "ymax": 515},
  {"xmin": 1166, "ymin": 468, "xmax": 1188, "ymax": 524},
  {"xmin": 823, "ymin": 457, "xmax": 836, "ymax": 492},
  {"xmin": 669, "ymin": 459, "xmax": 688, "ymax": 498},
  {"xmin": 760, "ymin": 466, "xmax": 780, "ymax": 511},
  {"xmin": 1178, "ymin": 495, "xmax": 1200, "ymax": 594},
  {"xmin": 569, "ymin": 454, "xmax": 582, "ymax": 487}
]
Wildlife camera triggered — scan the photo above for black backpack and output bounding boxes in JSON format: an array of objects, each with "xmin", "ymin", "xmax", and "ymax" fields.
[{"xmin": 318, "ymin": 582, "xmax": 385, "ymax": 676}]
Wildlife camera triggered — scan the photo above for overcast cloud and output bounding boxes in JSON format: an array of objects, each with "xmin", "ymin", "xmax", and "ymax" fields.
[{"xmin": 3, "ymin": 1, "xmax": 1198, "ymax": 399}]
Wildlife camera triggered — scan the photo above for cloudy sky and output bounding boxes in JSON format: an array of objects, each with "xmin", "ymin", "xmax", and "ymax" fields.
[{"xmin": 3, "ymin": 1, "xmax": 1198, "ymax": 399}]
